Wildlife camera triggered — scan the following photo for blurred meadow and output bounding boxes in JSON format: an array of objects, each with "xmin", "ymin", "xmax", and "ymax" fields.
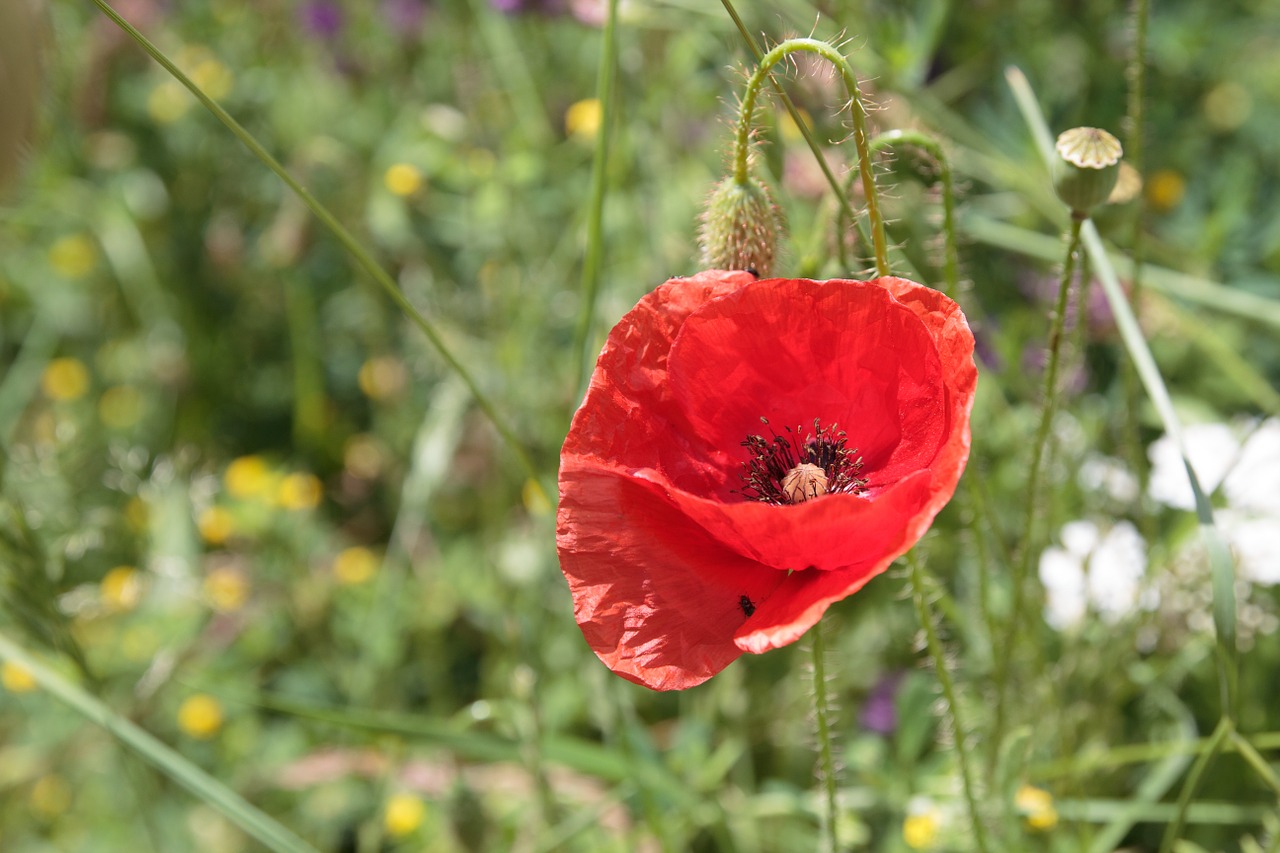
[{"xmin": 2, "ymin": 0, "xmax": 1280, "ymax": 851}]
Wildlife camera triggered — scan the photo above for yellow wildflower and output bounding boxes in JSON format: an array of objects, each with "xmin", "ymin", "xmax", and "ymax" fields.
[
  {"xmin": 224, "ymin": 455, "xmax": 275, "ymax": 501},
  {"xmin": 278, "ymin": 472, "xmax": 323, "ymax": 510},
  {"xmin": 333, "ymin": 546, "xmax": 378, "ymax": 585},
  {"xmin": 100, "ymin": 565, "xmax": 143, "ymax": 612},
  {"xmin": 384, "ymin": 163, "xmax": 424, "ymax": 197},
  {"xmin": 198, "ymin": 506, "xmax": 236, "ymax": 545},
  {"xmin": 48, "ymin": 234, "xmax": 98, "ymax": 279},
  {"xmin": 41, "ymin": 357, "xmax": 90, "ymax": 402},
  {"xmin": 903, "ymin": 798, "xmax": 942, "ymax": 849},
  {"xmin": 383, "ymin": 792, "xmax": 426, "ymax": 838},
  {"xmin": 203, "ymin": 565, "xmax": 249, "ymax": 612},
  {"xmin": 565, "ymin": 98, "xmax": 602, "ymax": 141},
  {"xmin": 1, "ymin": 660, "xmax": 37, "ymax": 693},
  {"xmin": 1016, "ymin": 785, "xmax": 1059, "ymax": 831},
  {"xmin": 1146, "ymin": 169, "xmax": 1185, "ymax": 213},
  {"xmin": 177, "ymin": 693, "xmax": 224, "ymax": 739}
]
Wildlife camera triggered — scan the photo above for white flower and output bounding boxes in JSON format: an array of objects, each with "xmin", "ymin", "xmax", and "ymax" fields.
[
  {"xmin": 1148, "ymin": 418, "xmax": 1280, "ymax": 585},
  {"xmin": 1039, "ymin": 520, "xmax": 1149, "ymax": 630}
]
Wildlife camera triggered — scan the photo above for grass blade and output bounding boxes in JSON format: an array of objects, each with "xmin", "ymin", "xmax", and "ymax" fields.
[
  {"xmin": 0, "ymin": 632, "xmax": 320, "ymax": 853},
  {"xmin": 1004, "ymin": 64, "xmax": 1238, "ymax": 716}
]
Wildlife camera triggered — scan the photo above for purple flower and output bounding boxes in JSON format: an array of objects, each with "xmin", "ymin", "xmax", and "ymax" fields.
[
  {"xmin": 298, "ymin": 0, "xmax": 344, "ymax": 39},
  {"xmin": 381, "ymin": 0, "xmax": 426, "ymax": 32},
  {"xmin": 860, "ymin": 671, "xmax": 904, "ymax": 735}
]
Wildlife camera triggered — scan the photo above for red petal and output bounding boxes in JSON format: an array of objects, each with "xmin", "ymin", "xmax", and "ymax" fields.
[
  {"xmin": 734, "ymin": 564, "xmax": 883, "ymax": 654},
  {"xmin": 658, "ymin": 277, "xmax": 975, "ymax": 571},
  {"xmin": 557, "ymin": 459, "xmax": 786, "ymax": 690},
  {"xmin": 562, "ymin": 269, "xmax": 758, "ymax": 494}
]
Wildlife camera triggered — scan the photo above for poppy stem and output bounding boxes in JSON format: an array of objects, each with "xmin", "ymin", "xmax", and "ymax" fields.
[
  {"xmin": 867, "ymin": 130, "xmax": 959, "ymax": 296},
  {"xmin": 809, "ymin": 625, "xmax": 841, "ymax": 853},
  {"xmin": 994, "ymin": 215, "xmax": 1084, "ymax": 764},
  {"xmin": 908, "ymin": 551, "xmax": 992, "ymax": 852},
  {"xmin": 732, "ymin": 38, "xmax": 891, "ymax": 277}
]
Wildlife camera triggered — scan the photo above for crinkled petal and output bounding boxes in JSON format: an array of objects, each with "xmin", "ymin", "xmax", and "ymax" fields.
[
  {"xmin": 660, "ymin": 277, "xmax": 975, "ymax": 571},
  {"xmin": 563, "ymin": 269, "xmax": 757, "ymax": 494},
  {"xmin": 557, "ymin": 459, "xmax": 786, "ymax": 690},
  {"xmin": 668, "ymin": 277, "xmax": 951, "ymax": 494}
]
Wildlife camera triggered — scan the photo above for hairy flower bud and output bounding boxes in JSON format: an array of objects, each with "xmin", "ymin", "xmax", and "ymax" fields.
[
  {"xmin": 698, "ymin": 175, "xmax": 781, "ymax": 277},
  {"xmin": 1054, "ymin": 127, "xmax": 1123, "ymax": 218}
]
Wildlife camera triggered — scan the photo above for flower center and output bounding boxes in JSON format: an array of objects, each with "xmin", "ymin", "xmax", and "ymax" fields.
[{"xmin": 738, "ymin": 418, "xmax": 867, "ymax": 505}]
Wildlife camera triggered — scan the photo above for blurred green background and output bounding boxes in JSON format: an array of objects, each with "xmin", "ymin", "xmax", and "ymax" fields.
[{"xmin": 2, "ymin": 0, "xmax": 1279, "ymax": 850}]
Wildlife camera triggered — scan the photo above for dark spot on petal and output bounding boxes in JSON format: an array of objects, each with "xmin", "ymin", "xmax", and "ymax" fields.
[
  {"xmin": 739, "ymin": 594, "xmax": 756, "ymax": 617},
  {"xmin": 745, "ymin": 268, "xmax": 759, "ymax": 278}
]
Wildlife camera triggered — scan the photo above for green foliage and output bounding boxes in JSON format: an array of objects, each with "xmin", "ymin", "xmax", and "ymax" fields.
[{"xmin": 2, "ymin": 0, "xmax": 1280, "ymax": 851}]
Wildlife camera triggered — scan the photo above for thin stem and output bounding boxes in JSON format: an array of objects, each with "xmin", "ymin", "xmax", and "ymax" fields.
[
  {"xmin": 810, "ymin": 626, "xmax": 840, "ymax": 853},
  {"xmin": 867, "ymin": 130, "xmax": 959, "ymax": 295},
  {"xmin": 992, "ymin": 216, "xmax": 1084, "ymax": 775},
  {"xmin": 1122, "ymin": 0, "xmax": 1155, "ymax": 544},
  {"xmin": 908, "ymin": 552, "xmax": 990, "ymax": 853},
  {"xmin": 89, "ymin": 0, "xmax": 548, "ymax": 505},
  {"xmin": 719, "ymin": 3, "xmax": 868, "ymax": 265},
  {"xmin": 572, "ymin": 0, "xmax": 619, "ymax": 396},
  {"xmin": 1229, "ymin": 730, "xmax": 1280, "ymax": 798},
  {"xmin": 729, "ymin": 37, "xmax": 890, "ymax": 276},
  {"xmin": 1159, "ymin": 717, "xmax": 1232, "ymax": 853}
]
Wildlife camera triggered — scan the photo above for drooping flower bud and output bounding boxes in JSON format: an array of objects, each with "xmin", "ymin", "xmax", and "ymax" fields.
[
  {"xmin": 1053, "ymin": 127, "xmax": 1123, "ymax": 218},
  {"xmin": 698, "ymin": 175, "xmax": 781, "ymax": 277}
]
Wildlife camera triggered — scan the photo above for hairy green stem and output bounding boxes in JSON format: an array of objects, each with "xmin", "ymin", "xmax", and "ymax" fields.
[
  {"xmin": 908, "ymin": 552, "xmax": 990, "ymax": 852},
  {"xmin": 867, "ymin": 130, "xmax": 959, "ymax": 295},
  {"xmin": 89, "ymin": 0, "xmax": 548, "ymax": 504},
  {"xmin": 719, "ymin": 2, "xmax": 857, "ymax": 230},
  {"xmin": 992, "ymin": 215, "xmax": 1084, "ymax": 774},
  {"xmin": 810, "ymin": 626, "xmax": 840, "ymax": 853},
  {"xmin": 730, "ymin": 37, "xmax": 890, "ymax": 276},
  {"xmin": 572, "ymin": 0, "xmax": 619, "ymax": 396}
]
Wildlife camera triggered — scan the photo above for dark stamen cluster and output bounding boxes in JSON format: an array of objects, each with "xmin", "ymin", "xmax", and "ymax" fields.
[{"xmin": 737, "ymin": 417, "xmax": 867, "ymax": 504}]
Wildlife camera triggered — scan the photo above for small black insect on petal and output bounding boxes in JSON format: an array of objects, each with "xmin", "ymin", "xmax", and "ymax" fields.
[{"xmin": 739, "ymin": 594, "xmax": 756, "ymax": 617}]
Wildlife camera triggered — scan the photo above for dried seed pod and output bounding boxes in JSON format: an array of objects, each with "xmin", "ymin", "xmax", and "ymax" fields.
[{"xmin": 1054, "ymin": 127, "xmax": 1123, "ymax": 218}]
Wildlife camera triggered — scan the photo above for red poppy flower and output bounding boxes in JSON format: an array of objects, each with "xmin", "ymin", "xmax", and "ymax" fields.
[{"xmin": 557, "ymin": 270, "xmax": 977, "ymax": 690}]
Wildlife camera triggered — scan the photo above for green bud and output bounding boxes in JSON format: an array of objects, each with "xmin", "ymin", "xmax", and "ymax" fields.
[
  {"xmin": 698, "ymin": 175, "xmax": 782, "ymax": 277},
  {"xmin": 1053, "ymin": 127, "xmax": 1123, "ymax": 218}
]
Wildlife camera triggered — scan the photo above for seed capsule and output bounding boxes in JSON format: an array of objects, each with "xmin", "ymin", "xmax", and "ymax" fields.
[{"xmin": 1053, "ymin": 127, "xmax": 1123, "ymax": 218}]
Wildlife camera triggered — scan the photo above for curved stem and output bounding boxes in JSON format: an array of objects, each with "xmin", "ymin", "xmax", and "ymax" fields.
[
  {"xmin": 732, "ymin": 38, "xmax": 890, "ymax": 276},
  {"xmin": 810, "ymin": 626, "xmax": 840, "ymax": 853},
  {"xmin": 868, "ymin": 130, "xmax": 959, "ymax": 295},
  {"xmin": 89, "ymin": 0, "xmax": 549, "ymax": 505},
  {"xmin": 908, "ymin": 552, "xmax": 990, "ymax": 852}
]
